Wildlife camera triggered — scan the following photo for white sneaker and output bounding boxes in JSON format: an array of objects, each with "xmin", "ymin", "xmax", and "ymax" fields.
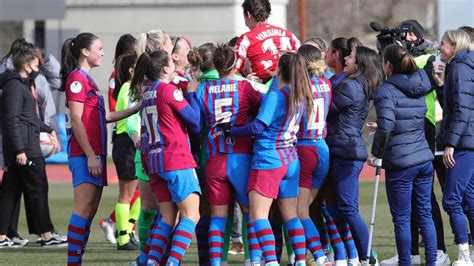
[
  {"xmin": 11, "ymin": 236, "xmax": 29, "ymax": 247},
  {"xmin": 0, "ymin": 237, "xmax": 13, "ymax": 248},
  {"xmin": 435, "ymin": 250, "xmax": 450, "ymax": 265},
  {"xmin": 348, "ymin": 258, "xmax": 362, "ymax": 266},
  {"xmin": 315, "ymin": 257, "xmax": 333, "ymax": 266},
  {"xmin": 453, "ymin": 249, "xmax": 474, "ymax": 266},
  {"xmin": 380, "ymin": 254, "xmax": 420, "ymax": 265},
  {"xmin": 334, "ymin": 259, "xmax": 348, "ymax": 266},
  {"xmin": 99, "ymin": 218, "xmax": 116, "ymax": 244}
]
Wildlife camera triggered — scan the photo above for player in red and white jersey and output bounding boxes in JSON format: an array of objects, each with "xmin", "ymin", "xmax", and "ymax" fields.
[
  {"xmin": 235, "ymin": 0, "xmax": 300, "ymax": 82},
  {"xmin": 170, "ymin": 36, "xmax": 191, "ymax": 93}
]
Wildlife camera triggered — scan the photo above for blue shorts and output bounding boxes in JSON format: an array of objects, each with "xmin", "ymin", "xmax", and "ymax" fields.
[
  {"xmin": 205, "ymin": 153, "xmax": 251, "ymax": 207},
  {"xmin": 249, "ymin": 159, "xmax": 300, "ymax": 199},
  {"xmin": 152, "ymin": 168, "xmax": 202, "ymax": 203},
  {"xmin": 297, "ymin": 139, "xmax": 330, "ymax": 189},
  {"xmin": 69, "ymin": 156, "xmax": 107, "ymax": 187}
]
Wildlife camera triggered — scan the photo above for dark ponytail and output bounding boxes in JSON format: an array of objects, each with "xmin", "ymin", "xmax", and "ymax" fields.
[
  {"xmin": 130, "ymin": 50, "xmax": 170, "ymax": 101},
  {"xmin": 278, "ymin": 52, "xmax": 313, "ymax": 117},
  {"xmin": 213, "ymin": 43, "xmax": 236, "ymax": 76},
  {"xmin": 60, "ymin": 32, "xmax": 99, "ymax": 91},
  {"xmin": 113, "ymin": 52, "xmax": 137, "ymax": 100},
  {"xmin": 188, "ymin": 43, "xmax": 216, "ymax": 72},
  {"xmin": 382, "ymin": 44, "xmax": 418, "ymax": 75}
]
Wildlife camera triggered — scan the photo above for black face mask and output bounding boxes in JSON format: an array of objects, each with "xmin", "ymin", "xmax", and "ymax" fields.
[{"xmin": 29, "ymin": 70, "xmax": 40, "ymax": 81}]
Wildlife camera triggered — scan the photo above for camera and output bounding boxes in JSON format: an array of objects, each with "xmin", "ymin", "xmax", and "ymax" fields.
[{"xmin": 370, "ymin": 21, "xmax": 423, "ymax": 53}]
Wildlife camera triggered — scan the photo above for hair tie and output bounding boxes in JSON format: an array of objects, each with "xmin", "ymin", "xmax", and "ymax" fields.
[
  {"xmin": 401, "ymin": 51, "xmax": 407, "ymax": 56},
  {"xmin": 225, "ymin": 55, "xmax": 236, "ymax": 71},
  {"xmin": 71, "ymin": 38, "xmax": 76, "ymax": 47}
]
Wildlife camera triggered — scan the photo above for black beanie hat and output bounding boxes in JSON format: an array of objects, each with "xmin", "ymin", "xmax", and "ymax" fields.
[{"xmin": 399, "ymin": 19, "xmax": 424, "ymax": 40}]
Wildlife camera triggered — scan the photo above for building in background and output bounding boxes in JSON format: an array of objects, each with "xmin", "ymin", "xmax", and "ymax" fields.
[{"xmin": 19, "ymin": 0, "xmax": 290, "ymax": 94}]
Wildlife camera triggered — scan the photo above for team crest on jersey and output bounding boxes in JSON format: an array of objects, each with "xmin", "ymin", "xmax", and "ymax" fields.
[
  {"xmin": 109, "ymin": 78, "xmax": 115, "ymax": 89},
  {"xmin": 70, "ymin": 81, "xmax": 82, "ymax": 93},
  {"xmin": 173, "ymin": 89, "xmax": 184, "ymax": 101}
]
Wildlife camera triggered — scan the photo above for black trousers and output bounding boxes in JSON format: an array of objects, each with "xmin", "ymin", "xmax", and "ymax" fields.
[
  {"xmin": 410, "ymin": 119, "xmax": 447, "ymax": 254},
  {"xmin": 0, "ymin": 158, "xmax": 53, "ymax": 235}
]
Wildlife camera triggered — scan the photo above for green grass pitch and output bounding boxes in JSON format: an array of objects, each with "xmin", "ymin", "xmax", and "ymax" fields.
[{"xmin": 0, "ymin": 181, "xmax": 458, "ymax": 265}]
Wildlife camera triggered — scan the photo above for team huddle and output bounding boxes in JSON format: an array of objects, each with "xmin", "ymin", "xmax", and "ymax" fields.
[{"xmin": 21, "ymin": 0, "xmax": 471, "ymax": 265}]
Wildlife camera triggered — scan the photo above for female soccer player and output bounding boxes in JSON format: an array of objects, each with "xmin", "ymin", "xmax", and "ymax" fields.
[
  {"xmin": 294, "ymin": 44, "xmax": 333, "ymax": 265},
  {"xmin": 130, "ymin": 50, "xmax": 201, "ymax": 265},
  {"xmin": 188, "ymin": 42, "xmax": 219, "ymax": 266},
  {"xmin": 228, "ymin": 52, "xmax": 313, "ymax": 266},
  {"xmin": 433, "ymin": 29, "xmax": 474, "ymax": 265},
  {"xmin": 368, "ymin": 44, "xmax": 436, "ymax": 265},
  {"xmin": 234, "ymin": 0, "xmax": 300, "ymax": 82},
  {"xmin": 60, "ymin": 32, "xmax": 138, "ymax": 265},
  {"xmin": 195, "ymin": 43, "xmax": 263, "ymax": 265},
  {"xmin": 170, "ymin": 36, "xmax": 191, "ymax": 92},
  {"xmin": 326, "ymin": 44, "xmax": 382, "ymax": 264},
  {"xmin": 132, "ymin": 29, "xmax": 174, "ymax": 265}
]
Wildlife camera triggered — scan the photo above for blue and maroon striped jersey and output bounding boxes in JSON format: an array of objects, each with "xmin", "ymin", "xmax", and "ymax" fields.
[
  {"xmin": 65, "ymin": 68, "xmax": 107, "ymax": 157},
  {"xmin": 252, "ymin": 86, "xmax": 303, "ymax": 169},
  {"xmin": 196, "ymin": 78, "xmax": 262, "ymax": 158},
  {"xmin": 140, "ymin": 80, "xmax": 196, "ymax": 174},
  {"xmin": 298, "ymin": 76, "xmax": 332, "ymax": 141}
]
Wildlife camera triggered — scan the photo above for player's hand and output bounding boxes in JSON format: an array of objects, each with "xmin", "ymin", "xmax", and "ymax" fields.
[
  {"xmin": 366, "ymin": 122, "xmax": 377, "ymax": 133},
  {"xmin": 221, "ymin": 123, "xmax": 232, "ymax": 138},
  {"xmin": 432, "ymin": 61, "xmax": 445, "ymax": 87},
  {"xmin": 87, "ymin": 155, "xmax": 102, "ymax": 178},
  {"xmin": 443, "ymin": 146, "xmax": 455, "ymax": 168},
  {"xmin": 50, "ymin": 131, "xmax": 59, "ymax": 153},
  {"xmin": 246, "ymin": 72, "xmax": 262, "ymax": 83},
  {"xmin": 131, "ymin": 132, "xmax": 141, "ymax": 149},
  {"xmin": 16, "ymin": 152, "xmax": 27, "ymax": 166},
  {"xmin": 265, "ymin": 69, "xmax": 278, "ymax": 79},
  {"xmin": 187, "ymin": 77, "xmax": 199, "ymax": 93},
  {"xmin": 367, "ymin": 155, "xmax": 378, "ymax": 167}
]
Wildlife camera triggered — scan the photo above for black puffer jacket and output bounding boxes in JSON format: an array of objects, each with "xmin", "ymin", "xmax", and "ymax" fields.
[
  {"xmin": 326, "ymin": 77, "xmax": 369, "ymax": 161},
  {"xmin": 439, "ymin": 51, "xmax": 474, "ymax": 151},
  {"xmin": 0, "ymin": 70, "xmax": 52, "ymax": 167},
  {"xmin": 372, "ymin": 69, "xmax": 434, "ymax": 170}
]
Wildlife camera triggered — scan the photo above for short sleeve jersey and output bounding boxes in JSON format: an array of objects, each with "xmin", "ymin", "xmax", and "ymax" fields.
[
  {"xmin": 298, "ymin": 76, "xmax": 332, "ymax": 141},
  {"xmin": 252, "ymin": 86, "xmax": 302, "ymax": 169},
  {"xmin": 235, "ymin": 24, "xmax": 300, "ymax": 80},
  {"xmin": 196, "ymin": 78, "xmax": 262, "ymax": 158},
  {"xmin": 171, "ymin": 71, "xmax": 189, "ymax": 93},
  {"xmin": 65, "ymin": 68, "xmax": 107, "ymax": 157},
  {"xmin": 141, "ymin": 80, "xmax": 196, "ymax": 174}
]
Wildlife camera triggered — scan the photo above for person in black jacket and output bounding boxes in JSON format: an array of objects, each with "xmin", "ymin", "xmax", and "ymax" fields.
[
  {"xmin": 368, "ymin": 44, "xmax": 436, "ymax": 266},
  {"xmin": 433, "ymin": 29, "xmax": 474, "ymax": 264},
  {"xmin": 0, "ymin": 43, "xmax": 66, "ymax": 247},
  {"xmin": 326, "ymin": 45, "xmax": 382, "ymax": 263}
]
